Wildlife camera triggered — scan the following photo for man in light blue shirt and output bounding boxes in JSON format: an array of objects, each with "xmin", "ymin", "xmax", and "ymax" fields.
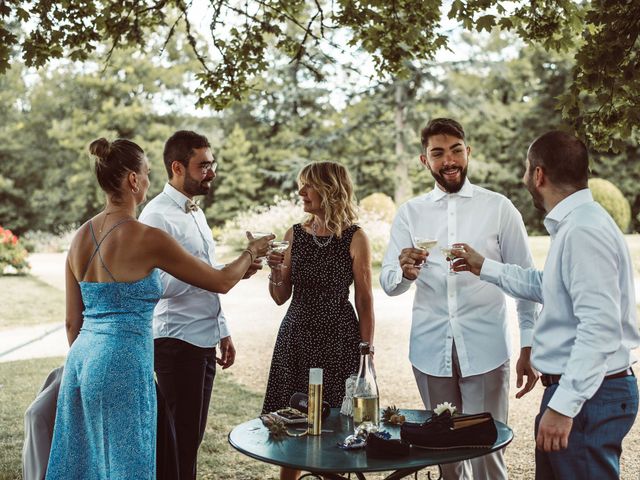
[{"xmin": 456, "ymin": 130, "xmax": 639, "ymax": 479}]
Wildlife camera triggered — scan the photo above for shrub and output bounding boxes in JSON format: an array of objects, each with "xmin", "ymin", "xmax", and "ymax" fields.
[
  {"xmin": 357, "ymin": 209, "xmax": 391, "ymax": 267},
  {"xmin": 360, "ymin": 193, "xmax": 396, "ymax": 223},
  {"xmin": 218, "ymin": 196, "xmax": 392, "ymax": 266},
  {"xmin": 21, "ymin": 229, "xmax": 76, "ymax": 253},
  {"xmin": 218, "ymin": 195, "xmax": 304, "ymax": 251},
  {"xmin": 0, "ymin": 226, "xmax": 30, "ymax": 274},
  {"xmin": 589, "ymin": 178, "xmax": 631, "ymax": 232}
]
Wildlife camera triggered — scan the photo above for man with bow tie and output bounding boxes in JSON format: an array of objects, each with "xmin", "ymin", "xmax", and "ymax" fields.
[{"xmin": 139, "ymin": 130, "xmax": 262, "ymax": 480}]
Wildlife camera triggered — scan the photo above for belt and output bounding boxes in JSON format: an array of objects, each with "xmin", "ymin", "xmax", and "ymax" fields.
[{"xmin": 540, "ymin": 367, "xmax": 634, "ymax": 387}]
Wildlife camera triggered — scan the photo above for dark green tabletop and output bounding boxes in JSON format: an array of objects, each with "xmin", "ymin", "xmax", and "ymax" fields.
[{"xmin": 228, "ymin": 409, "xmax": 513, "ymax": 479}]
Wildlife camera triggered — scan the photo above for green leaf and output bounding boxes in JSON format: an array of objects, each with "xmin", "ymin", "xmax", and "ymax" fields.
[{"xmin": 476, "ymin": 15, "xmax": 496, "ymax": 32}]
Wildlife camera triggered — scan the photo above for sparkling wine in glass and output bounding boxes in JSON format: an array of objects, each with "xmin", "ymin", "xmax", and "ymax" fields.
[
  {"xmin": 413, "ymin": 236, "xmax": 438, "ymax": 269},
  {"xmin": 440, "ymin": 246, "xmax": 462, "ymax": 275},
  {"xmin": 269, "ymin": 240, "xmax": 289, "ymax": 270},
  {"xmin": 270, "ymin": 240, "xmax": 289, "ymax": 254},
  {"xmin": 249, "ymin": 231, "xmax": 272, "ymax": 263}
]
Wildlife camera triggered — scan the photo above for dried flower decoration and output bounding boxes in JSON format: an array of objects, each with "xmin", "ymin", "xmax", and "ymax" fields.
[{"xmin": 433, "ymin": 402, "xmax": 457, "ymax": 416}]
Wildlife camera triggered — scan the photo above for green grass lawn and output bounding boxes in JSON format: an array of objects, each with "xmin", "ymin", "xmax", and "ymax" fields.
[
  {"xmin": 0, "ymin": 276, "xmax": 64, "ymax": 330},
  {"xmin": 0, "ymin": 357, "xmax": 279, "ymax": 480}
]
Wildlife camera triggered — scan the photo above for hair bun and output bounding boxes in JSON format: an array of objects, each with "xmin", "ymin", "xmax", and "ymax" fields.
[{"xmin": 89, "ymin": 138, "xmax": 111, "ymax": 161}]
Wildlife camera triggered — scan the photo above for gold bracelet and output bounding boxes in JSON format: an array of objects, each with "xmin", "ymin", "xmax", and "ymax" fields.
[
  {"xmin": 243, "ymin": 248, "xmax": 255, "ymax": 263},
  {"xmin": 268, "ymin": 273, "xmax": 283, "ymax": 287}
]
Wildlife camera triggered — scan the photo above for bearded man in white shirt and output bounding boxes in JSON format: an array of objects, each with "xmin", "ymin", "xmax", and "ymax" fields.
[
  {"xmin": 139, "ymin": 130, "xmax": 262, "ymax": 480},
  {"xmin": 455, "ymin": 130, "xmax": 639, "ymax": 480},
  {"xmin": 380, "ymin": 118, "xmax": 538, "ymax": 480}
]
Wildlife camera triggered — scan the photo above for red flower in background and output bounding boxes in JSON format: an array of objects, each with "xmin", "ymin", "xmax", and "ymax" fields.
[{"xmin": 0, "ymin": 224, "xmax": 30, "ymax": 274}]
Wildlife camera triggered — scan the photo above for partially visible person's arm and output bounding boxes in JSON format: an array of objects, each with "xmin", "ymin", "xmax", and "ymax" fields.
[
  {"xmin": 454, "ymin": 243, "xmax": 544, "ymax": 303},
  {"xmin": 64, "ymin": 257, "xmax": 84, "ymax": 346},
  {"xmin": 140, "ymin": 211, "xmax": 193, "ymax": 298},
  {"xmin": 267, "ymin": 227, "xmax": 293, "ymax": 305},
  {"xmin": 147, "ymin": 227, "xmax": 273, "ymax": 294},
  {"xmin": 351, "ymin": 229, "xmax": 375, "ymax": 345}
]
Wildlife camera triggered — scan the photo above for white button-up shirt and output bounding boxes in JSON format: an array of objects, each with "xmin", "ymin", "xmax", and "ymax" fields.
[
  {"xmin": 139, "ymin": 183, "xmax": 230, "ymax": 348},
  {"xmin": 481, "ymin": 188, "xmax": 639, "ymax": 417},
  {"xmin": 380, "ymin": 180, "xmax": 537, "ymax": 377}
]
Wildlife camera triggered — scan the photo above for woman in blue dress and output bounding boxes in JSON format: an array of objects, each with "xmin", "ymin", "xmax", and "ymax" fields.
[{"xmin": 45, "ymin": 138, "xmax": 273, "ymax": 480}]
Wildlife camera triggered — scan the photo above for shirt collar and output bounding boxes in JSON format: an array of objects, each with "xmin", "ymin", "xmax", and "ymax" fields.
[
  {"xmin": 430, "ymin": 178, "xmax": 474, "ymax": 202},
  {"xmin": 163, "ymin": 183, "xmax": 192, "ymax": 211},
  {"xmin": 543, "ymin": 188, "xmax": 593, "ymax": 235}
]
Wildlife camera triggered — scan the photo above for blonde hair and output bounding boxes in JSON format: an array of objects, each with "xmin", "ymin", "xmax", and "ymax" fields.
[{"xmin": 298, "ymin": 161, "xmax": 358, "ymax": 238}]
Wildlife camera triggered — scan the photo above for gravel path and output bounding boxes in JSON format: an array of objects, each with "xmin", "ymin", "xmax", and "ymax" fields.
[{"xmin": 5, "ymin": 253, "xmax": 639, "ymax": 479}]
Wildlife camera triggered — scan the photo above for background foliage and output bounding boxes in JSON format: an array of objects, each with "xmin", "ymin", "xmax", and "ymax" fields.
[{"xmin": 0, "ymin": 2, "xmax": 638, "ymax": 237}]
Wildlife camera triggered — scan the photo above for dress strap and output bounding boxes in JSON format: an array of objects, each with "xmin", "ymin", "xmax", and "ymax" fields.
[{"xmin": 80, "ymin": 218, "xmax": 135, "ymax": 282}]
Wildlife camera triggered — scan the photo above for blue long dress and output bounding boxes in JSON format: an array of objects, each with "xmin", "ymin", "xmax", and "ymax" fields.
[{"xmin": 46, "ymin": 220, "xmax": 162, "ymax": 480}]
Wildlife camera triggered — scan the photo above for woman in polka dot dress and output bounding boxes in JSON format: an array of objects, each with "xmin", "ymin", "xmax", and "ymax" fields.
[{"xmin": 263, "ymin": 161, "xmax": 375, "ymax": 479}]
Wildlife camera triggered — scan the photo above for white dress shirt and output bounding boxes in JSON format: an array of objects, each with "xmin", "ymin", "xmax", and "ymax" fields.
[
  {"xmin": 139, "ymin": 183, "xmax": 230, "ymax": 348},
  {"xmin": 380, "ymin": 179, "xmax": 537, "ymax": 377},
  {"xmin": 481, "ymin": 188, "xmax": 639, "ymax": 417}
]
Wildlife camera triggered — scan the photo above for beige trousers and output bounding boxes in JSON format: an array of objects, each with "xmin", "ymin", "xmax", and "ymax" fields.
[{"xmin": 412, "ymin": 344, "xmax": 510, "ymax": 480}]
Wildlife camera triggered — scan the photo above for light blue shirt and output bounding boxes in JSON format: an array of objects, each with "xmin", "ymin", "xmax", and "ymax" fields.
[
  {"xmin": 380, "ymin": 179, "xmax": 537, "ymax": 377},
  {"xmin": 481, "ymin": 188, "xmax": 639, "ymax": 417},
  {"xmin": 139, "ymin": 183, "xmax": 230, "ymax": 348}
]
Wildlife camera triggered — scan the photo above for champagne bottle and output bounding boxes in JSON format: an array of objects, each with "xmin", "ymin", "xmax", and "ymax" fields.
[{"xmin": 352, "ymin": 342, "xmax": 379, "ymax": 433}]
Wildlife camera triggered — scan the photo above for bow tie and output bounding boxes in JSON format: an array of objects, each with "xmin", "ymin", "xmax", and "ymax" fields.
[{"xmin": 184, "ymin": 199, "xmax": 199, "ymax": 213}]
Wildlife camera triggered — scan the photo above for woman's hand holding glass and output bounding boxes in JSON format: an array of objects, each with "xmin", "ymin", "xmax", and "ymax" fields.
[{"xmin": 266, "ymin": 240, "xmax": 289, "ymax": 270}]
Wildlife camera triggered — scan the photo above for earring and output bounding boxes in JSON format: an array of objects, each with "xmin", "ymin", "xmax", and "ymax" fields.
[{"xmin": 132, "ymin": 186, "xmax": 140, "ymax": 194}]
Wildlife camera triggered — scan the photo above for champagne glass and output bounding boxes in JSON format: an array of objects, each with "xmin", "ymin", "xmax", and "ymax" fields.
[
  {"xmin": 413, "ymin": 236, "xmax": 438, "ymax": 269},
  {"xmin": 440, "ymin": 245, "xmax": 463, "ymax": 275},
  {"xmin": 269, "ymin": 240, "xmax": 289, "ymax": 270},
  {"xmin": 248, "ymin": 231, "xmax": 272, "ymax": 263}
]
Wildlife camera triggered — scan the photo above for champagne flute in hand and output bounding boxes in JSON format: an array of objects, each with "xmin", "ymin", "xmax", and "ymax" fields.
[
  {"xmin": 440, "ymin": 245, "xmax": 464, "ymax": 275},
  {"xmin": 413, "ymin": 236, "xmax": 437, "ymax": 269},
  {"xmin": 268, "ymin": 240, "xmax": 289, "ymax": 270},
  {"xmin": 248, "ymin": 231, "xmax": 273, "ymax": 264}
]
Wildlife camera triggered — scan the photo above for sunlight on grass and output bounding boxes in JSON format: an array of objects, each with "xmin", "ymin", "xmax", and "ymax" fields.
[
  {"xmin": 0, "ymin": 276, "xmax": 64, "ymax": 330},
  {"xmin": 0, "ymin": 358, "xmax": 280, "ymax": 480}
]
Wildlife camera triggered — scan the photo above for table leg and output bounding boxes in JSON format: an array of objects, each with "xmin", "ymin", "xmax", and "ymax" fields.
[
  {"xmin": 385, "ymin": 465, "xmax": 442, "ymax": 480},
  {"xmin": 300, "ymin": 465, "xmax": 442, "ymax": 480}
]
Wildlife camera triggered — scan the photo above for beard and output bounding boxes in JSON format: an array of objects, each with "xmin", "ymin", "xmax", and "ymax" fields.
[
  {"xmin": 527, "ymin": 184, "xmax": 547, "ymax": 213},
  {"xmin": 430, "ymin": 165, "xmax": 468, "ymax": 193},
  {"xmin": 525, "ymin": 176, "xmax": 545, "ymax": 212},
  {"xmin": 183, "ymin": 171, "xmax": 211, "ymax": 196}
]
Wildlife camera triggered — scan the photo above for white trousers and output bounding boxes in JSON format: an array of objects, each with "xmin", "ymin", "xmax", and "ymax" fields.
[
  {"xmin": 412, "ymin": 344, "xmax": 510, "ymax": 480},
  {"xmin": 22, "ymin": 366, "xmax": 64, "ymax": 480}
]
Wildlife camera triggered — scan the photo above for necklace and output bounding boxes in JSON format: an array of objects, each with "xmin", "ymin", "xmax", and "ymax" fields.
[
  {"xmin": 311, "ymin": 221, "xmax": 333, "ymax": 248},
  {"xmin": 98, "ymin": 209, "xmax": 131, "ymax": 234}
]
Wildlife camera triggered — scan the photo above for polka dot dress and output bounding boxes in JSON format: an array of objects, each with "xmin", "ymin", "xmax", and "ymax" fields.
[{"xmin": 262, "ymin": 223, "xmax": 362, "ymax": 413}]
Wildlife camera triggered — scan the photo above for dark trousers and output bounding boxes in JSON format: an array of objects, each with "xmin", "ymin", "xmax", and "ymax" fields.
[{"xmin": 155, "ymin": 338, "xmax": 217, "ymax": 480}]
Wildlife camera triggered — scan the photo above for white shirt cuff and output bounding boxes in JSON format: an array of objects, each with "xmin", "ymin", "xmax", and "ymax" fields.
[
  {"xmin": 398, "ymin": 273, "xmax": 415, "ymax": 288},
  {"xmin": 520, "ymin": 329, "xmax": 534, "ymax": 348},
  {"xmin": 547, "ymin": 385, "xmax": 584, "ymax": 418}
]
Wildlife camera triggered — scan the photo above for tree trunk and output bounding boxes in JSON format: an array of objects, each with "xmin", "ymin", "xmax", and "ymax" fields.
[{"xmin": 394, "ymin": 80, "xmax": 412, "ymax": 204}]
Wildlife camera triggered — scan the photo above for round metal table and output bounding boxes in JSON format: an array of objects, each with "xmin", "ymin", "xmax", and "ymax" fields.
[{"xmin": 228, "ymin": 409, "xmax": 513, "ymax": 479}]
